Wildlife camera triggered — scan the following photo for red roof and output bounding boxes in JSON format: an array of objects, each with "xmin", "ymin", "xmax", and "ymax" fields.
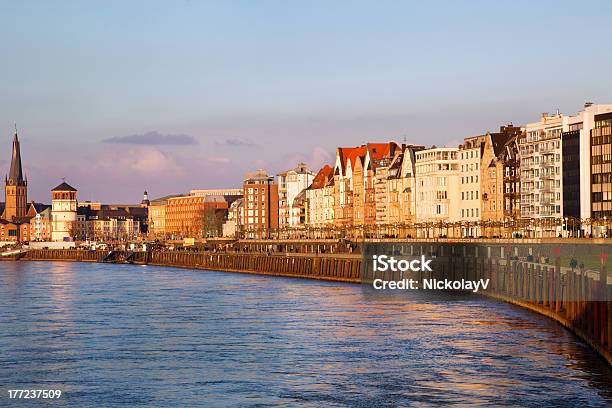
[
  {"xmin": 337, "ymin": 142, "xmax": 400, "ymax": 172},
  {"xmin": 309, "ymin": 164, "xmax": 333, "ymax": 189}
]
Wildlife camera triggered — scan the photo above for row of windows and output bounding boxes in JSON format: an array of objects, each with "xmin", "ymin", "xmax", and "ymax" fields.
[
  {"xmin": 461, "ymin": 208, "xmax": 479, "ymax": 218},
  {"xmin": 592, "ymin": 154, "xmax": 612, "ymax": 165},
  {"xmin": 460, "ymin": 150, "xmax": 479, "ymax": 160},
  {"xmin": 461, "ymin": 175, "xmax": 478, "ymax": 184},
  {"xmin": 461, "ymin": 191, "xmax": 479, "ymax": 200},
  {"xmin": 592, "ymin": 174, "xmax": 612, "ymax": 184},
  {"xmin": 593, "ymin": 192, "xmax": 612, "ymax": 202}
]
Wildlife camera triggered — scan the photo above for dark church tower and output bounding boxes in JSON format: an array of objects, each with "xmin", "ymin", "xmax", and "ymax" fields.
[{"xmin": 5, "ymin": 125, "xmax": 27, "ymax": 220}]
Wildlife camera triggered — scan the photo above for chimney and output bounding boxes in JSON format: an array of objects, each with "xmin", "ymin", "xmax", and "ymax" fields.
[{"xmin": 584, "ymin": 101, "xmax": 594, "ymax": 109}]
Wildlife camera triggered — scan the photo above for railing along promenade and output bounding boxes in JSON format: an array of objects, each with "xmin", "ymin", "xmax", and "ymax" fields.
[{"xmin": 13, "ymin": 238, "xmax": 612, "ymax": 365}]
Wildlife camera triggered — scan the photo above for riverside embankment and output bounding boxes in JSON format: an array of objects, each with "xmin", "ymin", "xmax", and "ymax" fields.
[{"xmin": 13, "ymin": 244, "xmax": 612, "ymax": 366}]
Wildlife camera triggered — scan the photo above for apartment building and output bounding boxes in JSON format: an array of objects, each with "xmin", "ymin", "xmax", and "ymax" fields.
[
  {"xmin": 242, "ymin": 170, "xmax": 279, "ymax": 239},
  {"xmin": 520, "ymin": 112, "xmax": 564, "ymax": 237},
  {"xmin": 479, "ymin": 126, "xmax": 523, "ymax": 231},
  {"xmin": 415, "ymin": 147, "xmax": 459, "ymax": 237}
]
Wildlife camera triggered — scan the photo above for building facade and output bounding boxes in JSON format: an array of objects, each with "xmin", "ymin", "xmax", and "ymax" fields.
[
  {"xmin": 415, "ymin": 147, "xmax": 459, "ymax": 237},
  {"xmin": 459, "ymin": 135, "xmax": 485, "ymax": 237},
  {"xmin": 479, "ymin": 126, "xmax": 523, "ymax": 234},
  {"xmin": 590, "ymin": 108, "xmax": 612, "ymax": 235},
  {"xmin": 305, "ymin": 165, "xmax": 335, "ymax": 228},
  {"xmin": 242, "ymin": 170, "xmax": 279, "ymax": 239},
  {"xmin": 520, "ymin": 112, "xmax": 564, "ymax": 237},
  {"xmin": 165, "ymin": 194, "xmax": 228, "ymax": 238},
  {"xmin": 277, "ymin": 163, "xmax": 315, "ymax": 229}
]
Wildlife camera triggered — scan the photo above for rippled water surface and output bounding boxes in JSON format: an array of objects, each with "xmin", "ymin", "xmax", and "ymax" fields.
[{"xmin": 0, "ymin": 261, "xmax": 611, "ymax": 407}]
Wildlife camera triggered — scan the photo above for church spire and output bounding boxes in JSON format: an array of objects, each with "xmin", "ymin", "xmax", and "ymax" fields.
[{"xmin": 7, "ymin": 124, "xmax": 25, "ymax": 186}]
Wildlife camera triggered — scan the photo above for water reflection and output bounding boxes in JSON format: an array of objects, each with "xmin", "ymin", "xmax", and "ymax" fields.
[{"xmin": 0, "ymin": 261, "xmax": 610, "ymax": 407}]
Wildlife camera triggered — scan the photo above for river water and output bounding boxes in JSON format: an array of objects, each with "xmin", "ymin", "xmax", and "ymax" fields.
[{"xmin": 0, "ymin": 261, "xmax": 611, "ymax": 407}]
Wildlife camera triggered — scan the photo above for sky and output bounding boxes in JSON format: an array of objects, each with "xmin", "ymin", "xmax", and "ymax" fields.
[{"xmin": 0, "ymin": 0, "xmax": 611, "ymax": 203}]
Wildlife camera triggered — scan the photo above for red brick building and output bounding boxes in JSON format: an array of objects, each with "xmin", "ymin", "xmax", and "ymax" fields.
[{"xmin": 242, "ymin": 170, "xmax": 279, "ymax": 239}]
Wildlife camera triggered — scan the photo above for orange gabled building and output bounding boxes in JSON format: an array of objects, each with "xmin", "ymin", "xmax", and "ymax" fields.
[{"xmin": 333, "ymin": 143, "xmax": 401, "ymax": 228}]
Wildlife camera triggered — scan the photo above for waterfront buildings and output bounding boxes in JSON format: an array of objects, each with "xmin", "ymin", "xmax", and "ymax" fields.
[
  {"xmin": 242, "ymin": 170, "xmax": 278, "ymax": 239},
  {"xmin": 51, "ymin": 182, "xmax": 78, "ymax": 241},
  {"xmin": 415, "ymin": 147, "xmax": 459, "ymax": 237},
  {"xmin": 4, "ymin": 100, "xmax": 612, "ymax": 243},
  {"xmin": 373, "ymin": 145, "xmax": 424, "ymax": 230},
  {"xmin": 76, "ymin": 202, "xmax": 148, "ymax": 241},
  {"xmin": 277, "ymin": 163, "xmax": 315, "ymax": 229},
  {"xmin": 333, "ymin": 143, "xmax": 401, "ymax": 230}
]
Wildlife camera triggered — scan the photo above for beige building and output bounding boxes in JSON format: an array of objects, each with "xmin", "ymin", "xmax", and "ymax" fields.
[
  {"xmin": 305, "ymin": 165, "xmax": 335, "ymax": 228},
  {"xmin": 459, "ymin": 136, "xmax": 486, "ymax": 237},
  {"xmin": 147, "ymin": 197, "xmax": 171, "ymax": 238},
  {"xmin": 398, "ymin": 145, "xmax": 423, "ymax": 226},
  {"xmin": 415, "ymin": 147, "xmax": 459, "ymax": 237}
]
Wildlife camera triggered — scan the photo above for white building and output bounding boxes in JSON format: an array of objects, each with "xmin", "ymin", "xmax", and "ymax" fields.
[
  {"xmin": 277, "ymin": 163, "xmax": 315, "ymax": 228},
  {"xmin": 520, "ymin": 112, "xmax": 564, "ymax": 237},
  {"xmin": 459, "ymin": 135, "xmax": 485, "ymax": 237},
  {"xmin": 415, "ymin": 147, "xmax": 460, "ymax": 237},
  {"xmin": 51, "ymin": 181, "xmax": 77, "ymax": 241}
]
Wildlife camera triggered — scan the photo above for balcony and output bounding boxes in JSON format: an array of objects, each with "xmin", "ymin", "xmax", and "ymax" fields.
[
  {"xmin": 539, "ymin": 173, "xmax": 555, "ymax": 180},
  {"xmin": 539, "ymin": 160, "xmax": 554, "ymax": 168},
  {"xmin": 539, "ymin": 145, "xmax": 556, "ymax": 154}
]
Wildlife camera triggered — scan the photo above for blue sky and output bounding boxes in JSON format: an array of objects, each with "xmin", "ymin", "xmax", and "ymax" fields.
[{"xmin": 1, "ymin": 1, "xmax": 611, "ymax": 202}]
